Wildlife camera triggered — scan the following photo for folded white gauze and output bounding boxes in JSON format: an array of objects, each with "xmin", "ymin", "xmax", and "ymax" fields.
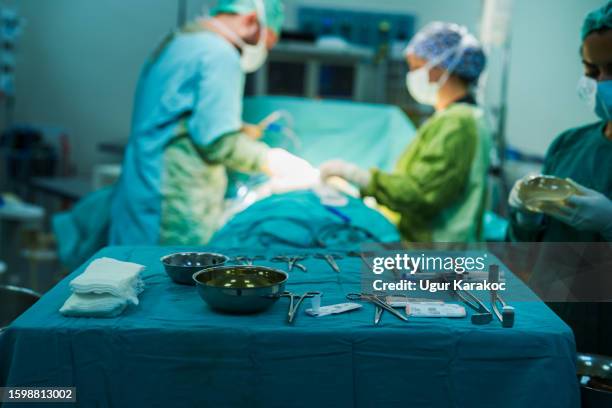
[
  {"xmin": 69, "ymin": 257, "xmax": 145, "ymax": 305},
  {"xmin": 60, "ymin": 293, "xmax": 127, "ymax": 318}
]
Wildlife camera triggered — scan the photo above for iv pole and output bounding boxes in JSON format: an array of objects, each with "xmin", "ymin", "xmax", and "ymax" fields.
[{"xmin": 479, "ymin": 0, "xmax": 513, "ymax": 215}]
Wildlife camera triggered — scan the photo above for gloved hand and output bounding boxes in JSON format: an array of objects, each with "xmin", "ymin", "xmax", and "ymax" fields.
[
  {"xmin": 242, "ymin": 123, "xmax": 263, "ymax": 140},
  {"xmin": 508, "ymin": 175, "xmax": 544, "ymax": 228},
  {"xmin": 544, "ymin": 179, "xmax": 612, "ymax": 240},
  {"xmin": 319, "ymin": 160, "xmax": 371, "ymax": 189},
  {"xmin": 264, "ymin": 148, "xmax": 315, "ymax": 179}
]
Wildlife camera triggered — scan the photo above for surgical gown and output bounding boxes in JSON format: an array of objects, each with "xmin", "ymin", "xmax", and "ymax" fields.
[
  {"xmin": 110, "ymin": 29, "xmax": 269, "ymax": 246},
  {"xmin": 361, "ymin": 102, "xmax": 491, "ymax": 243},
  {"xmin": 507, "ymin": 121, "xmax": 612, "ymax": 355}
]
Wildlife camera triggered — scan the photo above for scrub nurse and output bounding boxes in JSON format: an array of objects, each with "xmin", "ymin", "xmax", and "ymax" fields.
[
  {"xmin": 320, "ymin": 23, "xmax": 491, "ymax": 243},
  {"xmin": 110, "ymin": 0, "xmax": 312, "ymax": 245},
  {"xmin": 507, "ymin": 2, "xmax": 612, "ymax": 355},
  {"xmin": 508, "ymin": 1, "xmax": 612, "ymax": 243}
]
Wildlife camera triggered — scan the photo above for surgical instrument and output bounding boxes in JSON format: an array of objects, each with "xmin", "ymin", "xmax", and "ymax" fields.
[
  {"xmin": 314, "ymin": 253, "xmax": 343, "ymax": 273},
  {"xmin": 347, "ymin": 251, "xmax": 373, "ymax": 269},
  {"xmin": 488, "ymin": 265, "xmax": 515, "ymax": 328},
  {"xmin": 232, "ymin": 255, "xmax": 265, "ymax": 266},
  {"xmin": 281, "ymin": 291, "xmax": 322, "ymax": 324},
  {"xmin": 444, "ymin": 276, "xmax": 492, "ymax": 325},
  {"xmin": 271, "ymin": 255, "xmax": 308, "ymax": 272},
  {"xmin": 346, "ymin": 293, "xmax": 409, "ymax": 325}
]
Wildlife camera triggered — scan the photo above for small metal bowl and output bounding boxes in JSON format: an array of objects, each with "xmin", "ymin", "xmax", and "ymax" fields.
[
  {"xmin": 193, "ymin": 265, "xmax": 288, "ymax": 314},
  {"xmin": 161, "ymin": 252, "xmax": 229, "ymax": 285}
]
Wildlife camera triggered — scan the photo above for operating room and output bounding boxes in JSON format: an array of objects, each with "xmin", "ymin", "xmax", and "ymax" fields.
[{"xmin": 1, "ymin": 0, "xmax": 611, "ymax": 407}]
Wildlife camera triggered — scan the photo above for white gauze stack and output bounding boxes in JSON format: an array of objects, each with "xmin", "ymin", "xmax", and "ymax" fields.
[{"xmin": 60, "ymin": 257, "xmax": 145, "ymax": 317}]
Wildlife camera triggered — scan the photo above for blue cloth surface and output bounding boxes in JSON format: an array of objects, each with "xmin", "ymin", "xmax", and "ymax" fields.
[
  {"xmin": 1, "ymin": 246, "xmax": 579, "ymax": 408},
  {"xmin": 211, "ymin": 191, "xmax": 400, "ymax": 248}
]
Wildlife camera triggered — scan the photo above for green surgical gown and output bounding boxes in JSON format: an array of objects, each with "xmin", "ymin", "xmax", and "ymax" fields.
[{"xmin": 361, "ymin": 103, "xmax": 492, "ymax": 243}]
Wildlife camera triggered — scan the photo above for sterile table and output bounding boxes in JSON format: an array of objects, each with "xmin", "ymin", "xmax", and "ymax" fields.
[{"xmin": 0, "ymin": 246, "xmax": 579, "ymax": 408}]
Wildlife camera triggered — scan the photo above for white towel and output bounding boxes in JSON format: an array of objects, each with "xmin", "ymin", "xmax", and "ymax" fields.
[
  {"xmin": 60, "ymin": 257, "xmax": 145, "ymax": 318},
  {"xmin": 60, "ymin": 293, "xmax": 127, "ymax": 318},
  {"xmin": 69, "ymin": 257, "xmax": 145, "ymax": 305}
]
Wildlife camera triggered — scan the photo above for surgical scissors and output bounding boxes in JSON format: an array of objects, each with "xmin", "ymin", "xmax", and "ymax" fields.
[
  {"xmin": 346, "ymin": 293, "xmax": 409, "ymax": 325},
  {"xmin": 281, "ymin": 291, "xmax": 322, "ymax": 324},
  {"xmin": 314, "ymin": 253, "xmax": 343, "ymax": 273},
  {"xmin": 271, "ymin": 255, "xmax": 308, "ymax": 272}
]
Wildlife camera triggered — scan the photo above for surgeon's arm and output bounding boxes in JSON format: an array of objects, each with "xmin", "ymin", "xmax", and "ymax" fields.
[
  {"xmin": 200, "ymin": 131, "xmax": 269, "ymax": 173},
  {"xmin": 361, "ymin": 117, "xmax": 477, "ymax": 218},
  {"xmin": 188, "ymin": 41, "xmax": 270, "ymax": 172}
]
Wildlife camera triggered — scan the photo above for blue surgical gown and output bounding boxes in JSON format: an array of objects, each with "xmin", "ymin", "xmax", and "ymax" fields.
[{"xmin": 110, "ymin": 30, "xmax": 265, "ymax": 245}]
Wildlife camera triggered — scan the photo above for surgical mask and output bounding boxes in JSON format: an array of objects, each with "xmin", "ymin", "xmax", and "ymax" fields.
[
  {"xmin": 405, "ymin": 65, "xmax": 450, "ymax": 106},
  {"xmin": 404, "ymin": 27, "xmax": 476, "ymax": 107},
  {"xmin": 208, "ymin": 0, "xmax": 268, "ymax": 73},
  {"xmin": 577, "ymin": 76, "xmax": 612, "ymax": 121}
]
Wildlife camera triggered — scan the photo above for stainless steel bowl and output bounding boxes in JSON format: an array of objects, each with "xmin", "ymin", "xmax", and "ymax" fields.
[
  {"xmin": 577, "ymin": 353, "xmax": 612, "ymax": 407},
  {"xmin": 193, "ymin": 265, "xmax": 288, "ymax": 314},
  {"xmin": 161, "ymin": 252, "xmax": 229, "ymax": 285}
]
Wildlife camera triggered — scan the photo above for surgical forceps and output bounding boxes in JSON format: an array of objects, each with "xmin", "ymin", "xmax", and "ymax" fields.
[
  {"xmin": 347, "ymin": 251, "xmax": 373, "ymax": 269},
  {"xmin": 346, "ymin": 293, "xmax": 409, "ymax": 325},
  {"xmin": 488, "ymin": 265, "xmax": 514, "ymax": 328},
  {"xmin": 271, "ymin": 255, "xmax": 308, "ymax": 272},
  {"xmin": 281, "ymin": 291, "xmax": 322, "ymax": 323},
  {"xmin": 444, "ymin": 276, "xmax": 492, "ymax": 325},
  {"xmin": 232, "ymin": 255, "xmax": 265, "ymax": 266},
  {"xmin": 314, "ymin": 253, "xmax": 343, "ymax": 273}
]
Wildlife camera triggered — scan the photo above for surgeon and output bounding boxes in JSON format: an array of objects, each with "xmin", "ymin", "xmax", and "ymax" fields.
[
  {"xmin": 110, "ymin": 0, "xmax": 313, "ymax": 245},
  {"xmin": 507, "ymin": 2, "xmax": 612, "ymax": 355},
  {"xmin": 320, "ymin": 23, "xmax": 491, "ymax": 243}
]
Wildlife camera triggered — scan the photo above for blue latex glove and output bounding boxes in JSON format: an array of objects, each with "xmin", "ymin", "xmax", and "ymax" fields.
[{"xmin": 545, "ymin": 179, "xmax": 612, "ymax": 241}]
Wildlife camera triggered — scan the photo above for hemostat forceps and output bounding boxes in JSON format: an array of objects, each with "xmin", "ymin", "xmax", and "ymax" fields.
[
  {"xmin": 281, "ymin": 291, "xmax": 321, "ymax": 324},
  {"xmin": 271, "ymin": 255, "xmax": 307, "ymax": 272},
  {"xmin": 444, "ymin": 276, "xmax": 492, "ymax": 325},
  {"xmin": 488, "ymin": 265, "xmax": 515, "ymax": 328},
  {"xmin": 347, "ymin": 251, "xmax": 373, "ymax": 269},
  {"xmin": 346, "ymin": 293, "xmax": 408, "ymax": 325},
  {"xmin": 314, "ymin": 253, "xmax": 343, "ymax": 273},
  {"xmin": 232, "ymin": 255, "xmax": 265, "ymax": 266}
]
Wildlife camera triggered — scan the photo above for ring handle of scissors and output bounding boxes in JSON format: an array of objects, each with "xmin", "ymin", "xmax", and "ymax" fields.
[
  {"xmin": 282, "ymin": 292, "xmax": 296, "ymax": 314},
  {"xmin": 346, "ymin": 293, "xmax": 365, "ymax": 301}
]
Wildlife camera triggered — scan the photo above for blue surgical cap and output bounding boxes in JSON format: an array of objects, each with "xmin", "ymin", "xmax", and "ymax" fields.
[
  {"xmin": 582, "ymin": 1, "xmax": 612, "ymax": 41},
  {"xmin": 211, "ymin": 0, "xmax": 284, "ymax": 34},
  {"xmin": 406, "ymin": 22, "xmax": 486, "ymax": 83}
]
